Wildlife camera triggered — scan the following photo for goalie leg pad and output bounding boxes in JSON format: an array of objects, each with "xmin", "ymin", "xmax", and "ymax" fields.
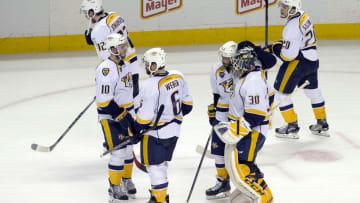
[
  {"xmin": 231, "ymin": 189, "xmax": 255, "ymax": 203},
  {"xmin": 225, "ymin": 145, "xmax": 270, "ymax": 203}
]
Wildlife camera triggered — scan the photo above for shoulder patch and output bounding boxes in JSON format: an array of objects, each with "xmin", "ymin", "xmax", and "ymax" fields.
[
  {"xmin": 219, "ymin": 71, "xmax": 225, "ymax": 78},
  {"xmin": 102, "ymin": 68, "xmax": 110, "ymax": 76}
]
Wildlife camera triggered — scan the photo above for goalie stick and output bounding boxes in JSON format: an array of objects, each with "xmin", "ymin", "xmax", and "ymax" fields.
[
  {"xmin": 195, "ymin": 80, "xmax": 310, "ymax": 159},
  {"xmin": 100, "ymin": 104, "xmax": 165, "ymax": 158},
  {"xmin": 31, "ymin": 96, "xmax": 96, "ymax": 152}
]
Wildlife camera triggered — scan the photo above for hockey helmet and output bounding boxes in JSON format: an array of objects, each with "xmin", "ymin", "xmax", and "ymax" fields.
[
  {"xmin": 142, "ymin": 48, "xmax": 167, "ymax": 75},
  {"xmin": 279, "ymin": 0, "xmax": 301, "ymax": 18},
  {"xmin": 80, "ymin": 0, "xmax": 103, "ymax": 19},
  {"xmin": 104, "ymin": 33, "xmax": 128, "ymax": 56}
]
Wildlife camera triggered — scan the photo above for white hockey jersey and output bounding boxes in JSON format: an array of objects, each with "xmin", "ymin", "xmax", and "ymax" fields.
[
  {"xmin": 95, "ymin": 58, "xmax": 134, "ymax": 121},
  {"xmin": 210, "ymin": 62, "xmax": 234, "ymax": 122},
  {"xmin": 281, "ymin": 10, "xmax": 318, "ymax": 62},
  {"xmin": 228, "ymin": 70, "xmax": 272, "ymax": 135},
  {"xmin": 136, "ymin": 70, "xmax": 193, "ymax": 139},
  {"xmin": 91, "ymin": 12, "xmax": 139, "ymax": 75}
]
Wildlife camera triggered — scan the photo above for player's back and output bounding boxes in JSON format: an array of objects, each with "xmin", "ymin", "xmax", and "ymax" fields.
[
  {"xmin": 91, "ymin": 12, "xmax": 135, "ymax": 60},
  {"xmin": 282, "ymin": 10, "xmax": 318, "ymax": 61},
  {"xmin": 138, "ymin": 70, "xmax": 193, "ymax": 139}
]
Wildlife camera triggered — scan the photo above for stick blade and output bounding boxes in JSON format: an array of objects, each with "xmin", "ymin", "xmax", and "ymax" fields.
[{"xmin": 31, "ymin": 143, "xmax": 51, "ymax": 152}]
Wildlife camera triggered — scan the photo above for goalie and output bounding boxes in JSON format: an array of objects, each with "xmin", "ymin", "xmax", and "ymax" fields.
[{"xmin": 214, "ymin": 46, "xmax": 275, "ymax": 203}]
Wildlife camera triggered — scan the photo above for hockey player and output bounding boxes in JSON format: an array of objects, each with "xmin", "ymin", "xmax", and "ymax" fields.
[
  {"xmin": 206, "ymin": 41, "xmax": 237, "ymax": 199},
  {"xmin": 267, "ymin": 0, "xmax": 329, "ymax": 138},
  {"xmin": 81, "ymin": 0, "xmax": 139, "ymax": 193},
  {"xmin": 206, "ymin": 40, "xmax": 276, "ymax": 200},
  {"xmin": 95, "ymin": 33, "xmax": 136, "ymax": 202},
  {"xmin": 132, "ymin": 48, "xmax": 193, "ymax": 203},
  {"xmin": 214, "ymin": 46, "xmax": 275, "ymax": 203}
]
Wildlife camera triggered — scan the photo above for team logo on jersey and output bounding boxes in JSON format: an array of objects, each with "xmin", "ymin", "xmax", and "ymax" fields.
[
  {"xmin": 141, "ymin": 0, "xmax": 182, "ymax": 19},
  {"xmin": 219, "ymin": 78, "xmax": 234, "ymax": 95},
  {"xmin": 121, "ymin": 72, "xmax": 133, "ymax": 88},
  {"xmin": 236, "ymin": 0, "xmax": 277, "ymax": 15},
  {"xmin": 219, "ymin": 71, "xmax": 225, "ymax": 78},
  {"xmin": 102, "ymin": 68, "xmax": 110, "ymax": 76}
]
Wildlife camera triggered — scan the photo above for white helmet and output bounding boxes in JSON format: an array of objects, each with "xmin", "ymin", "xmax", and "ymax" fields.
[
  {"xmin": 218, "ymin": 41, "xmax": 237, "ymax": 58},
  {"xmin": 104, "ymin": 33, "xmax": 127, "ymax": 56},
  {"xmin": 142, "ymin": 48, "xmax": 167, "ymax": 75},
  {"xmin": 279, "ymin": 0, "xmax": 302, "ymax": 14},
  {"xmin": 80, "ymin": 0, "xmax": 103, "ymax": 19}
]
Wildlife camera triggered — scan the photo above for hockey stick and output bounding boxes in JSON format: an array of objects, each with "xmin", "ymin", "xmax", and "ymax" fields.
[
  {"xmin": 264, "ymin": 0, "xmax": 269, "ymax": 79},
  {"xmin": 195, "ymin": 144, "xmax": 214, "ymax": 159},
  {"xmin": 100, "ymin": 104, "xmax": 165, "ymax": 158},
  {"xmin": 31, "ymin": 96, "xmax": 96, "ymax": 152},
  {"xmin": 264, "ymin": 0, "xmax": 269, "ymax": 47},
  {"xmin": 186, "ymin": 132, "xmax": 212, "ymax": 203},
  {"xmin": 269, "ymin": 80, "xmax": 310, "ymax": 113},
  {"xmin": 133, "ymin": 152, "xmax": 147, "ymax": 173},
  {"xmin": 195, "ymin": 80, "xmax": 310, "ymax": 159}
]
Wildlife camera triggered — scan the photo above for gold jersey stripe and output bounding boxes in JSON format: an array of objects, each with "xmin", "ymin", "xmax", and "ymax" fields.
[
  {"xmin": 124, "ymin": 52, "xmax": 136, "ymax": 63},
  {"xmin": 245, "ymin": 108, "xmax": 267, "ymax": 116},
  {"xmin": 158, "ymin": 74, "xmax": 183, "ymax": 90},
  {"xmin": 136, "ymin": 114, "xmax": 152, "ymax": 124},
  {"xmin": 100, "ymin": 119, "xmax": 114, "ymax": 150},
  {"xmin": 182, "ymin": 100, "xmax": 193, "ymax": 105},
  {"xmin": 248, "ymin": 130, "xmax": 260, "ymax": 161},
  {"xmin": 118, "ymin": 101, "xmax": 134, "ymax": 108},
  {"xmin": 106, "ymin": 13, "xmax": 120, "ymax": 26},
  {"xmin": 97, "ymin": 100, "xmax": 111, "ymax": 107},
  {"xmin": 143, "ymin": 134, "xmax": 150, "ymax": 166},
  {"xmin": 299, "ymin": 12, "xmax": 309, "ymax": 28},
  {"xmin": 280, "ymin": 51, "xmax": 297, "ymax": 61},
  {"xmin": 217, "ymin": 103, "xmax": 229, "ymax": 108},
  {"xmin": 279, "ymin": 60, "xmax": 300, "ymax": 93}
]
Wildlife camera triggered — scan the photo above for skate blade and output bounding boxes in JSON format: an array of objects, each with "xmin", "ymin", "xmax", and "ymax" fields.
[
  {"xmin": 109, "ymin": 198, "xmax": 128, "ymax": 203},
  {"xmin": 275, "ymin": 132, "xmax": 299, "ymax": 139},
  {"xmin": 310, "ymin": 130, "xmax": 330, "ymax": 137},
  {"xmin": 109, "ymin": 196, "xmax": 128, "ymax": 203},
  {"xmin": 206, "ymin": 191, "xmax": 230, "ymax": 200},
  {"xmin": 127, "ymin": 193, "xmax": 136, "ymax": 199}
]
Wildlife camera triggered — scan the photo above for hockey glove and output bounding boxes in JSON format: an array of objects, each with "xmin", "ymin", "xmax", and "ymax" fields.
[
  {"xmin": 208, "ymin": 104, "xmax": 219, "ymax": 126},
  {"xmin": 84, "ymin": 29, "xmax": 94, "ymax": 45},
  {"xmin": 237, "ymin": 40, "xmax": 260, "ymax": 50},
  {"xmin": 267, "ymin": 40, "xmax": 282, "ymax": 54}
]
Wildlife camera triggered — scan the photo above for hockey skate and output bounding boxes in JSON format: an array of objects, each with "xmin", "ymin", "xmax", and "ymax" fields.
[
  {"xmin": 122, "ymin": 178, "xmax": 136, "ymax": 199},
  {"xmin": 275, "ymin": 121, "xmax": 300, "ymax": 139},
  {"xmin": 206, "ymin": 176, "xmax": 231, "ymax": 200},
  {"xmin": 147, "ymin": 190, "xmax": 169, "ymax": 203},
  {"xmin": 309, "ymin": 119, "xmax": 330, "ymax": 137},
  {"xmin": 108, "ymin": 183, "xmax": 128, "ymax": 203}
]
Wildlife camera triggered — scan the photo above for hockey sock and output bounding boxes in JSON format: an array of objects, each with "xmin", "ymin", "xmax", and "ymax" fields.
[
  {"xmin": 312, "ymin": 102, "xmax": 326, "ymax": 120},
  {"xmin": 279, "ymin": 104, "xmax": 298, "ymax": 123},
  {"xmin": 123, "ymin": 159, "xmax": 134, "ymax": 179}
]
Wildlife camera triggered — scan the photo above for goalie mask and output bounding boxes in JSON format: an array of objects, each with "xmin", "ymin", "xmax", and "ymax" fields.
[
  {"xmin": 104, "ymin": 33, "xmax": 128, "ymax": 58},
  {"xmin": 142, "ymin": 48, "xmax": 167, "ymax": 76},
  {"xmin": 231, "ymin": 47, "xmax": 257, "ymax": 78},
  {"xmin": 80, "ymin": 0, "xmax": 103, "ymax": 20},
  {"xmin": 219, "ymin": 41, "xmax": 237, "ymax": 68},
  {"xmin": 278, "ymin": 0, "xmax": 301, "ymax": 18}
]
